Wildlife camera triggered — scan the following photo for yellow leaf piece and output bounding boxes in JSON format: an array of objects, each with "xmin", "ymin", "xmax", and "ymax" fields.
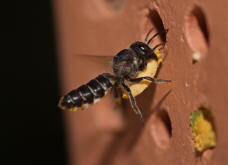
[
  {"xmin": 122, "ymin": 49, "xmax": 162, "ymax": 99},
  {"xmin": 189, "ymin": 107, "xmax": 216, "ymax": 152}
]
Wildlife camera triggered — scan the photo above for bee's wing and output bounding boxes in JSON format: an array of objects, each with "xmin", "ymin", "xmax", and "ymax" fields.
[{"xmin": 72, "ymin": 54, "xmax": 113, "ymax": 73}]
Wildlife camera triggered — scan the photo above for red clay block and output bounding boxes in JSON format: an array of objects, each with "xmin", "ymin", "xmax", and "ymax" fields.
[{"xmin": 54, "ymin": 0, "xmax": 228, "ymax": 164}]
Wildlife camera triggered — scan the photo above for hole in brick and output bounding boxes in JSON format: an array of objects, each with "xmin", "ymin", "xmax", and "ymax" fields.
[
  {"xmin": 201, "ymin": 149, "xmax": 214, "ymax": 165},
  {"xmin": 184, "ymin": 6, "xmax": 209, "ymax": 62},
  {"xmin": 104, "ymin": 0, "xmax": 124, "ymax": 11},
  {"xmin": 150, "ymin": 109, "xmax": 172, "ymax": 150},
  {"xmin": 143, "ymin": 9, "xmax": 166, "ymax": 45},
  {"xmin": 189, "ymin": 106, "xmax": 216, "ymax": 153}
]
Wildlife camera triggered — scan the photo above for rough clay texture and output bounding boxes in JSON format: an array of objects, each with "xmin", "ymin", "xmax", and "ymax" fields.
[{"xmin": 54, "ymin": 0, "xmax": 228, "ymax": 165}]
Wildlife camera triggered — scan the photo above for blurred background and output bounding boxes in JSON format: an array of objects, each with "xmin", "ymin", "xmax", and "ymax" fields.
[{"xmin": 8, "ymin": 0, "xmax": 68, "ymax": 164}]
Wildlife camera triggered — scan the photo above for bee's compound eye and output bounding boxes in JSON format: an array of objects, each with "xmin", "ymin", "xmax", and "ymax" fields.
[
  {"xmin": 140, "ymin": 46, "xmax": 145, "ymax": 50},
  {"xmin": 139, "ymin": 44, "xmax": 151, "ymax": 54},
  {"xmin": 130, "ymin": 42, "xmax": 152, "ymax": 56}
]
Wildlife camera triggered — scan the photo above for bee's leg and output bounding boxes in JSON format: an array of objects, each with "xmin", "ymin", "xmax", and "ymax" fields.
[
  {"xmin": 127, "ymin": 77, "xmax": 171, "ymax": 83},
  {"xmin": 147, "ymin": 29, "xmax": 168, "ymax": 45},
  {"xmin": 112, "ymin": 85, "xmax": 122, "ymax": 106},
  {"xmin": 112, "ymin": 85, "xmax": 118, "ymax": 98},
  {"xmin": 122, "ymin": 82, "xmax": 144, "ymax": 121}
]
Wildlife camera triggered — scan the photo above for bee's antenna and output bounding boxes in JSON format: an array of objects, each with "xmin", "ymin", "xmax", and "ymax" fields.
[
  {"xmin": 144, "ymin": 28, "xmax": 154, "ymax": 42},
  {"xmin": 152, "ymin": 43, "xmax": 165, "ymax": 51},
  {"xmin": 147, "ymin": 29, "xmax": 168, "ymax": 45}
]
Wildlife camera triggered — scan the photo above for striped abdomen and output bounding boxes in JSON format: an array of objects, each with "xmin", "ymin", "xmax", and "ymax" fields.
[{"xmin": 58, "ymin": 73, "xmax": 116, "ymax": 111}]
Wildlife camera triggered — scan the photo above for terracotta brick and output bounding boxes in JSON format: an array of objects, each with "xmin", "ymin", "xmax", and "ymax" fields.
[{"xmin": 54, "ymin": 0, "xmax": 228, "ymax": 164}]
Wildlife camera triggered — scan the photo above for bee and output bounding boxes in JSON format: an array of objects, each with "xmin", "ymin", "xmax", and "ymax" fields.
[{"xmin": 58, "ymin": 29, "xmax": 170, "ymax": 121}]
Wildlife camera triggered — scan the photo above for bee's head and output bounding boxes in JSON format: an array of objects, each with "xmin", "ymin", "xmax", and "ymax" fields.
[{"xmin": 130, "ymin": 41, "xmax": 156, "ymax": 60}]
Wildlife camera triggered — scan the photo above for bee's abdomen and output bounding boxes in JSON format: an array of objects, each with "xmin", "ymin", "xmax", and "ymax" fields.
[{"xmin": 58, "ymin": 73, "xmax": 115, "ymax": 111}]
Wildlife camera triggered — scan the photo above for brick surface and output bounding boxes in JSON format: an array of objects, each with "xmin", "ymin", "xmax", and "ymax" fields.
[{"xmin": 54, "ymin": 0, "xmax": 228, "ymax": 164}]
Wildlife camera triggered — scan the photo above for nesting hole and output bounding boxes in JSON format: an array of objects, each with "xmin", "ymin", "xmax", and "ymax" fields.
[
  {"xmin": 104, "ymin": 0, "xmax": 124, "ymax": 11},
  {"xmin": 184, "ymin": 6, "xmax": 209, "ymax": 62},
  {"xmin": 201, "ymin": 149, "xmax": 214, "ymax": 165},
  {"xmin": 143, "ymin": 9, "xmax": 166, "ymax": 47},
  {"xmin": 150, "ymin": 109, "xmax": 172, "ymax": 150}
]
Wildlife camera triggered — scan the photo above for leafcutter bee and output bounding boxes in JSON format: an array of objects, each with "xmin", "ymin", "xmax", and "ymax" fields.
[{"xmin": 58, "ymin": 29, "xmax": 170, "ymax": 121}]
